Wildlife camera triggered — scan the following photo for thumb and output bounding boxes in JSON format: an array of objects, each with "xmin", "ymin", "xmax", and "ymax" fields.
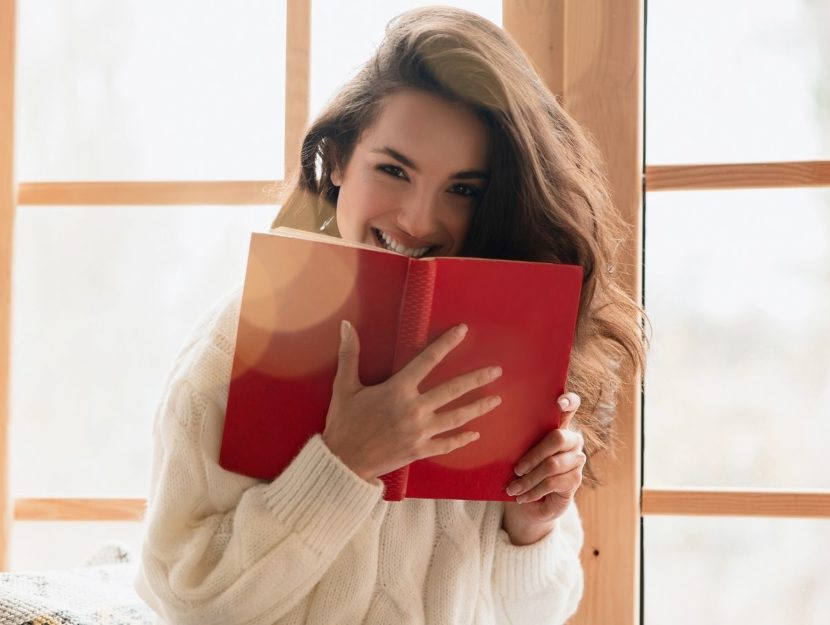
[
  {"xmin": 557, "ymin": 393, "xmax": 580, "ymax": 430},
  {"xmin": 334, "ymin": 320, "xmax": 361, "ymax": 391}
]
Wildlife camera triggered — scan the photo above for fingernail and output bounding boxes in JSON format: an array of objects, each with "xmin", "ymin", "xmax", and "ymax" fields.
[
  {"xmin": 341, "ymin": 320, "xmax": 350, "ymax": 341},
  {"xmin": 516, "ymin": 494, "xmax": 528, "ymax": 504},
  {"xmin": 514, "ymin": 462, "xmax": 529, "ymax": 476},
  {"xmin": 489, "ymin": 366, "xmax": 503, "ymax": 379},
  {"xmin": 506, "ymin": 482, "xmax": 521, "ymax": 496},
  {"xmin": 456, "ymin": 323, "xmax": 468, "ymax": 336},
  {"xmin": 558, "ymin": 396, "xmax": 570, "ymax": 410},
  {"xmin": 487, "ymin": 396, "xmax": 502, "ymax": 409}
]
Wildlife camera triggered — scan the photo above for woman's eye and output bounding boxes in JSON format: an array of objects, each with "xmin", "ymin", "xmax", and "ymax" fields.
[
  {"xmin": 378, "ymin": 164, "xmax": 407, "ymax": 179},
  {"xmin": 449, "ymin": 184, "xmax": 481, "ymax": 198}
]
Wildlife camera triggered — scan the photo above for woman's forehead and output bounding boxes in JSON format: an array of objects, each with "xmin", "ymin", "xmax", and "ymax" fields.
[{"xmin": 359, "ymin": 90, "xmax": 490, "ymax": 171}]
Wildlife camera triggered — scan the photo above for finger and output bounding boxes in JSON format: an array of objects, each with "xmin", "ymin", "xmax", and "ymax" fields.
[
  {"xmin": 428, "ymin": 394, "xmax": 502, "ymax": 437},
  {"xmin": 514, "ymin": 428, "xmax": 583, "ymax": 476},
  {"xmin": 333, "ymin": 320, "xmax": 361, "ymax": 391},
  {"xmin": 419, "ymin": 364, "xmax": 502, "ymax": 411},
  {"xmin": 557, "ymin": 392, "xmax": 581, "ymax": 429},
  {"xmin": 506, "ymin": 449, "xmax": 587, "ymax": 498},
  {"xmin": 514, "ymin": 465, "xmax": 584, "ymax": 504},
  {"xmin": 557, "ymin": 392, "xmax": 581, "ymax": 413},
  {"xmin": 398, "ymin": 324, "xmax": 468, "ymax": 386},
  {"xmin": 424, "ymin": 429, "xmax": 481, "ymax": 458}
]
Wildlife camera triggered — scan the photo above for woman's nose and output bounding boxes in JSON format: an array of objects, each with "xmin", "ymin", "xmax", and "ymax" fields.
[{"xmin": 396, "ymin": 190, "xmax": 437, "ymax": 239}]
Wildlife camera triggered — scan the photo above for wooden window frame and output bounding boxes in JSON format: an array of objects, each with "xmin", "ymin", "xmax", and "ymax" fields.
[{"xmin": 2, "ymin": 2, "xmax": 829, "ymax": 624}]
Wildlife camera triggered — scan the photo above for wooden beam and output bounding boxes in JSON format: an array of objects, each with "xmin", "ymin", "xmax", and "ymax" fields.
[
  {"xmin": 284, "ymin": 0, "xmax": 310, "ymax": 179},
  {"xmin": 14, "ymin": 498, "xmax": 146, "ymax": 522},
  {"xmin": 0, "ymin": 0, "xmax": 16, "ymax": 571},
  {"xmin": 646, "ymin": 161, "xmax": 830, "ymax": 191},
  {"xmin": 17, "ymin": 181, "xmax": 282, "ymax": 206},
  {"xmin": 15, "ymin": 489, "xmax": 829, "ymax": 523},
  {"xmin": 505, "ymin": 2, "xmax": 644, "ymax": 624},
  {"xmin": 564, "ymin": 4, "xmax": 643, "ymax": 625},
  {"xmin": 503, "ymin": 0, "xmax": 566, "ymax": 97},
  {"xmin": 642, "ymin": 489, "xmax": 830, "ymax": 519},
  {"xmin": 17, "ymin": 162, "xmax": 826, "ymax": 206}
]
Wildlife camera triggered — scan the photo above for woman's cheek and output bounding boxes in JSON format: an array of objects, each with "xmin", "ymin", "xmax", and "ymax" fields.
[{"xmin": 364, "ymin": 178, "xmax": 404, "ymax": 212}]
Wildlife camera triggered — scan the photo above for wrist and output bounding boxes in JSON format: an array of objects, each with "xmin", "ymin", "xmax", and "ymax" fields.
[{"xmin": 320, "ymin": 432, "xmax": 375, "ymax": 482}]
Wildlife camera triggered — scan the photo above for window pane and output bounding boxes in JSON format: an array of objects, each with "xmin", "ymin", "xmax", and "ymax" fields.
[
  {"xmin": 310, "ymin": 1, "xmax": 502, "ymax": 120},
  {"xmin": 644, "ymin": 516, "xmax": 830, "ymax": 625},
  {"xmin": 646, "ymin": 0, "xmax": 830, "ymax": 163},
  {"xmin": 16, "ymin": 0, "xmax": 286, "ymax": 181},
  {"xmin": 644, "ymin": 189, "xmax": 830, "ymax": 489},
  {"xmin": 10, "ymin": 205, "xmax": 277, "ymax": 497}
]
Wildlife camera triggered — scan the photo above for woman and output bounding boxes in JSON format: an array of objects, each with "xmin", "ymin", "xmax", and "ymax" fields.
[{"xmin": 136, "ymin": 7, "xmax": 647, "ymax": 624}]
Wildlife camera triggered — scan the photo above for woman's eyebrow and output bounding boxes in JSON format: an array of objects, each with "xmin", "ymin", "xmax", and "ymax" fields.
[{"xmin": 371, "ymin": 146, "xmax": 489, "ymax": 180}]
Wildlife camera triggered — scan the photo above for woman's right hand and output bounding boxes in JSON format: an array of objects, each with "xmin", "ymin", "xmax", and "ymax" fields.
[{"xmin": 321, "ymin": 320, "xmax": 503, "ymax": 481}]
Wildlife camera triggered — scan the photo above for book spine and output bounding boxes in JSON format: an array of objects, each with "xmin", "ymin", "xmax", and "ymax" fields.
[{"xmin": 381, "ymin": 259, "xmax": 438, "ymax": 501}]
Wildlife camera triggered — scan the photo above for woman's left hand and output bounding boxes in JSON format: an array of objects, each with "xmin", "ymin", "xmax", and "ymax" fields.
[{"xmin": 501, "ymin": 392, "xmax": 586, "ymax": 545}]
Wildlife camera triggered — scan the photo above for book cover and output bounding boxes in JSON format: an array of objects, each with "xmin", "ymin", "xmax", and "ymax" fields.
[{"xmin": 219, "ymin": 227, "xmax": 583, "ymax": 501}]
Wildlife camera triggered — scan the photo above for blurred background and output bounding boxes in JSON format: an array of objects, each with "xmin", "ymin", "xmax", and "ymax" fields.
[{"xmin": 7, "ymin": 0, "xmax": 829, "ymax": 623}]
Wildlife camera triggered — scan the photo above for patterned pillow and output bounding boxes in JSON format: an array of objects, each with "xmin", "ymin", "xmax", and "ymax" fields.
[{"xmin": 0, "ymin": 544, "xmax": 153, "ymax": 625}]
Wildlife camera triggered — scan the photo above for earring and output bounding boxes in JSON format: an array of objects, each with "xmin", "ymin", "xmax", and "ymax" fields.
[{"xmin": 319, "ymin": 215, "xmax": 335, "ymax": 233}]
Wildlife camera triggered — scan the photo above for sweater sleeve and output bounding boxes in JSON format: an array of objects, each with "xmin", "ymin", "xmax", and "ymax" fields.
[
  {"xmin": 492, "ymin": 502, "xmax": 584, "ymax": 625},
  {"xmin": 134, "ymin": 291, "xmax": 384, "ymax": 625}
]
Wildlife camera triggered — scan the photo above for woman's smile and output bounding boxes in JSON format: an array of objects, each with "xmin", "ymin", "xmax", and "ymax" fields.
[{"xmin": 371, "ymin": 227, "xmax": 435, "ymax": 258}]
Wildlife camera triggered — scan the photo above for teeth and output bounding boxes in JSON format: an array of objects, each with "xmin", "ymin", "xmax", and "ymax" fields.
[{"xmin": 376, "ymin": 229, "xmax": 431, "ymax": 258}]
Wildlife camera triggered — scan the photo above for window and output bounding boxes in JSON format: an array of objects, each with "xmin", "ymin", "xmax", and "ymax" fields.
[{"xmin": 643, "ymin": 1, "xmax": 830, "ymax": 623}]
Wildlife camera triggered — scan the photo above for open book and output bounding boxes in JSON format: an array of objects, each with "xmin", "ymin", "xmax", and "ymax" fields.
[{"xmin": 219, "ymin": 227, "xmax": 583, "ymax": 501}]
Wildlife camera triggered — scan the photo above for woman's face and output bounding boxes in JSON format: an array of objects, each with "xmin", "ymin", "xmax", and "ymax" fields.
[{"xmin": 333, "ymin": 90, "xmax": 490, "ymax": 258}]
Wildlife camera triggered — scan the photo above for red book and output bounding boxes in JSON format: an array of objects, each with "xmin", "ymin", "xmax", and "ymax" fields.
[{"xmin": 219, "ymin": 227, "xmax": 583, "ymax": 501}]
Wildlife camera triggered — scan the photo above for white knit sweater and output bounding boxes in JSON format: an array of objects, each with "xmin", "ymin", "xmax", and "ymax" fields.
[{"xmin": 134, "ymin": 287, "xmax": 584, "ymax": 625}]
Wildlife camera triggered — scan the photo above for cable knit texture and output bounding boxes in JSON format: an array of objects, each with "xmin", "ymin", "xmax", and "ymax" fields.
[{"xmin": 135, "ymin": 288, "xmax": 584, "ymax": 625}]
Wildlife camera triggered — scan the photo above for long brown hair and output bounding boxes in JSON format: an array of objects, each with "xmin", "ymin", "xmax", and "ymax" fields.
[{"xmin": 272, "ymin": 7, "xmax": 648, "ymax": 484}]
